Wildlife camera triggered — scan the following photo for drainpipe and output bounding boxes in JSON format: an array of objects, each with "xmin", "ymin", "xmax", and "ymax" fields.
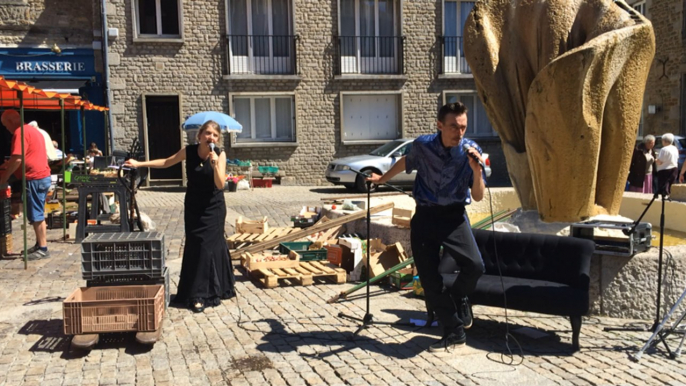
[{"xmin": 101, "ymin": 0, "xmax": 115, "ymax": 154}]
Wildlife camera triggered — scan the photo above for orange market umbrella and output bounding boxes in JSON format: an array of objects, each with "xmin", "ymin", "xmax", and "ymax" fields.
[{"xmin": 0, "ymin": 76, "xmax": 108, "ymax": 268}]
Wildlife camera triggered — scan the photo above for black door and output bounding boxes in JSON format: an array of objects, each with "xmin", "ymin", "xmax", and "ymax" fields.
[{"xmin": 145, "ymin": 96, "xmax": 182, "ymax": 181}]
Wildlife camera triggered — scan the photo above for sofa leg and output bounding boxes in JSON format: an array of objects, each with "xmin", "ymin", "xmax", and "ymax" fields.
[{"xmin": 570, "ymin": 315, "xmax": 582, "ymax": 351}]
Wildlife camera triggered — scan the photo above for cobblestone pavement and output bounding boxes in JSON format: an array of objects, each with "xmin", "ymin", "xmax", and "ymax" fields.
[{"xmin": 0, "ymin": 186, "xmax": 685, "ymax": 386}]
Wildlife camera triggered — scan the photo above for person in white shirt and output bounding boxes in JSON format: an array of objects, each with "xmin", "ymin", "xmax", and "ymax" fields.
[
  {"xmin": 655, "ymin": 133, "xmax": 679, "ymax": 197},
  {"xmin": 28, "ymin": 121, "xmax": 58, "ymax": 162},
  {"xmin": 51, "ymin": 141, "xmax": 63, "ymax": 159}
]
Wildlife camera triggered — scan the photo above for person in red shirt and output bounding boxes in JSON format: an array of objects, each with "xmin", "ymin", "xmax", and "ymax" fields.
[{"xmin": 0, "ymin": 109, "xmax": 51, "ymax": 260}]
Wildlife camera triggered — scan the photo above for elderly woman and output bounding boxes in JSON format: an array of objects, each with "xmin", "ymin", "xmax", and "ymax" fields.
[
  {"xmin": 655, "ymin": 133, "xmax": 679, "ymax": 197},
  {"xmin": 628, "ymin": 135, "xmax": 656, "ymax": 193}
]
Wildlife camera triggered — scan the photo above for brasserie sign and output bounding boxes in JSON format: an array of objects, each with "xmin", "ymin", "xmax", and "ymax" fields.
[{"xmin": 15, "ymin": 61, "xmax": 87, "ymax": 72}]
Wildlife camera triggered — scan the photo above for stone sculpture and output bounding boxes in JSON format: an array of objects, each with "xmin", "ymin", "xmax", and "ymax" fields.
[{"xmin": 464, "ymin": 0, "xmax": 655, "ymax": 222}]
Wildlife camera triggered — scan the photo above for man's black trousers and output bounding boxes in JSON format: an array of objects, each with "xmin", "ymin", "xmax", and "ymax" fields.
[{"xmin": 410, "ymin": 204, "xmax": 484, "ymax": 332}]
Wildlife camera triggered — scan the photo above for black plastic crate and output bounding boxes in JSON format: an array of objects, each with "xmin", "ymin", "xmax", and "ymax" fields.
[
  {"xmin": 81, "ymin": 232, "xmax": 165, "ymax": 280},
  {"xmin": 0, "ymin": 199, "xmax": 10, "ymax": 214},
  {"xmin": 86, "ymin": 267, "xmax": 170, "ymax": 309},
  {"xmin": 0, "ymin": 215, "xmax": 10, "ymax": 236}
]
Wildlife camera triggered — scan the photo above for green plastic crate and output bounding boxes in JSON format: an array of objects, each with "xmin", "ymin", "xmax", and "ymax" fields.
[{"xmin": 278, "ymin": 241, "xmax": 327, "ymax": 261}]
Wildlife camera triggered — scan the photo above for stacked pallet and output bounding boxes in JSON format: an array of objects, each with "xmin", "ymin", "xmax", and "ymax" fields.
[{"xmin": 63, "ymin": 231, "xmax": 168, "ymax": 350}]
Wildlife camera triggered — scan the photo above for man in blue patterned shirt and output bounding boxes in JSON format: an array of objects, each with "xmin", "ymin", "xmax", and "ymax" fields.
[{"xmin": 369, "ymin": 102, "xmax": 486, "ymax": 351}]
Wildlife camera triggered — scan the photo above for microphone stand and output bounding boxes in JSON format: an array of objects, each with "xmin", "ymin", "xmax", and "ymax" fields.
[
  {"xmin": 604, "ymin": 179, "xmax": 668, "ymax": 334},
  {"xmin": 337, "ymin": 168, "xmax": 414, "ymax": 338}
]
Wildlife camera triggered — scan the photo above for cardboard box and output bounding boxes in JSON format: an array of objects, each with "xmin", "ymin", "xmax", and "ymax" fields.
[{"xmin": 364, "ymin": 239, "xmax": 409, "ymax": 278}]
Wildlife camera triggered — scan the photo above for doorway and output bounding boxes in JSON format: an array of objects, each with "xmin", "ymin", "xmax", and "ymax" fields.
[{"xmin": 144, "ymin": 95, "xmax": 182, "ymax": 183}]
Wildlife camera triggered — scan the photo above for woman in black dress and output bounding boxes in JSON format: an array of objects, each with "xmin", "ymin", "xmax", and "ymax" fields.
[{"xmin": 125, "ymin": 121, "xmax": 236, "ymax": 312}]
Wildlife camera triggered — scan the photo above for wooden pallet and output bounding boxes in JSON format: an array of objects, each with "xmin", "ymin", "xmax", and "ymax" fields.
[
  {"xmin": 246, "ymin": 260, "xmax": 346, "ymax": 288},
  {"xmin": 227, "ymin": 227, "xmax": 302, "ymax": 250}
]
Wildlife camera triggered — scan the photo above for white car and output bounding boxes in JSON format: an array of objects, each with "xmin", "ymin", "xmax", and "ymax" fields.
[{"xmin": 325, "ymin": 138, "xmax": 492, "ymax": 192}]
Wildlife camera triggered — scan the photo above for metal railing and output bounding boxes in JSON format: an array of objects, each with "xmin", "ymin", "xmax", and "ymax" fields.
[
  {"xmin": 439, "ymin": 36, "xmax": 472, "ymax": 75},
  {"xmin": 225, "ymin": 34, "xmax": 298, "ymax": 75},
  {"xmin": 335, "ymin": 35, "xmax": 405, "ymax": 75}
]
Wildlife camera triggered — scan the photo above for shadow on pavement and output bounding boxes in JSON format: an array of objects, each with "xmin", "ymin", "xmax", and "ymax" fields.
[
  {"xmin": 140, "ymin": 186, "xmax": 187, "ymax": 193},
  {"xmin": 252, "ymin": 318, "xmax": 435, "ymax": 359},
  {"xmin": 18, "ymin": 319, "xmax": 155, "ymax": 358}
]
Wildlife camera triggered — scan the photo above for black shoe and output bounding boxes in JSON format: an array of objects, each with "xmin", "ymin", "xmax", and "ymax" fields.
[
  {"xmin": 428, "ymin": 330, "xmax": 467, "ymax": 352},
  {"xmin": 458, "ymin": 296, "xmax": 473, "ymax": 330},
  {"xmin": 191, "ymin": 301, "xmax": 205, "ymax": 313}
]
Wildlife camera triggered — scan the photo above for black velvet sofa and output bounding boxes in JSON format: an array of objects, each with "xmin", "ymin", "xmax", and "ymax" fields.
[{"xmin": 437, "ymin": 228, "xmax": 595, "ymax": 350}]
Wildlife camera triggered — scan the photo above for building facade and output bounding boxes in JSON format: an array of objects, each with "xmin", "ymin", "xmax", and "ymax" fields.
[
  {"xmin": 104, "ymin": 0, "xmax": 509, "ymax": 186},
  {"xmin": 631, "ymin": 0, "xmax": 686, "ymax": 138},
  {"xmin": 0, "ymin": 0, "xmax": 106, "ymax": 157}
]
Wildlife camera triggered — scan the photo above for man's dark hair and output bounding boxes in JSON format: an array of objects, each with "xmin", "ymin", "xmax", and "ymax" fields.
[{"xmin": 438, "ymin": 102, "xmax": 468, "ymax": 123}]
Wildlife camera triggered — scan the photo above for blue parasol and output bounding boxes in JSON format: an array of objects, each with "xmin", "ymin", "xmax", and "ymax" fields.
[{"xmin": 182, "ymin": 111, "xmax": 243, "ymax": 133}]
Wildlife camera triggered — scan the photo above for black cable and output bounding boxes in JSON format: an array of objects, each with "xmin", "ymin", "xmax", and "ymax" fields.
[{"xmin": 485, "ymin": 184, "xmax": 524, "ymax": 366}]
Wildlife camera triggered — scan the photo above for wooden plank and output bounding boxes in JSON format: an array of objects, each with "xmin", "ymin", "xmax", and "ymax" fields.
[
  {"xmin": 283, "ymin": 267, "xmax": 300, "ymax": 276},
  {"xmin": 300, "ymin": 275, "xmax": 313, "ymax": 286},
  {"xmin": 294, "ymin": 266, "xmax": 311, "ymax": 275},
  {"xmin": 235, "ymin": 202, "xmax": 394, "ymax": 257},
  {"xmin": 310, "ymin": 261, "xmax": 335, "ymax": 274},
  {"xmin": 300, "ymin": 263, "xmax": 322, "ymax": 275},
  {"xmin": 255, "ymin": 230, "xmax": 273, "ymax": 241},
  {"xmin": 272, "ymin": 268, "xmax": 288, "ymax": 277},
  {"xmin": 332, "ymin": 269, "xmax": 347, "ymax": 284}
]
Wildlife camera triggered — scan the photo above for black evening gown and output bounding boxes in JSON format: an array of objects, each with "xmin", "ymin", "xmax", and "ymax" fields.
[{"xmin": 174, "ymin": 144, "xmax": 236, "ymax": 307}]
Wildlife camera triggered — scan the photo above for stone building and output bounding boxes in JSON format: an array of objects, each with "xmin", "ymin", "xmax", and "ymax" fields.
[
  {"xmin": 103, "ymin": 0, "xmax": 509, "ymax": 186},
  {"xmin": 0, "ymin": 0, "xmax": 107, "ymax": 157},
  {"xmin": 631, "ymin": 0, "xmax": 686, "ymax": 140}
]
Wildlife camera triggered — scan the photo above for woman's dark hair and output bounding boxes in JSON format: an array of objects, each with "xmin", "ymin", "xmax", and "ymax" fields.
[{"xmin": 438, "ymin": 102, "xmax": 468, "ymax": 123}]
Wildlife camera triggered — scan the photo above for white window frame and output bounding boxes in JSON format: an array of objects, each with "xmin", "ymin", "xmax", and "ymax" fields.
[
  {"xmin": 630, "ymin": 0, "xmax": 646, "ymax": 15},
  {"xmin": 229, "ymin": 92, "xmax": 297, "ymax": 147},
  {"xmin": 336, "ymin": 0, "xmax": 403, "ymax": 74},
  {"xmin": 441, "ymin": 0, "xmax": 474, "ymax": 74},
  {"xmin": 339, "ymin": 90, "xmax": 404, "ymax": 145},
  {"xmin": 132, "ymin": 0, "xmax": 184, "ymax": 42},
  {"xmin": 224, "ymin": 0, "xmax": 295, "ymax": 74},
  {"xmin": 443, "ymin": 90, "xmax": 497, "ymax": 137}
]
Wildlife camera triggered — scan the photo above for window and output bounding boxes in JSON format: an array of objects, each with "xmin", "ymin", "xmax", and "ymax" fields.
[
  {"xmin": 341, "ymin": 93, "xmax": 401, "ymax": 142},
  {"xmin": 135, "ymin": 0, "xmax": 182, "ymax": 38},
  {"xmin": 442, "ymin": 0, "xmax": 474, "ymax": 74},
  {"xmin": 338, "ymin": 0, "xmax": 401, "ymax": 74},
  {"xmin": 232, "ymin": 95, "xmax": 295, "ymax": 142},
  {"xmin": 445, "ymin": 92, "xmax": 497, "ymax": 137},
  {"xmin": 227, "ymin": 0, "xmax": 294, "ymax": 74},
  {"xmin": 631, "ymin": 0, "xmax": 646, "ymax": 15}
]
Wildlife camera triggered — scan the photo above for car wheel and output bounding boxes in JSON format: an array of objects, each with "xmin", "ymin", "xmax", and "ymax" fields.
[{"xmin": 354, "ymin": 173, "xmax": 377, "ymax": 193}]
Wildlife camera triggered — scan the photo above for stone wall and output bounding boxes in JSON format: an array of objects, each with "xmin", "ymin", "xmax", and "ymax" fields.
[
  {"xmin": 640, "ymin": 0, "xmax": 686, "ymax": 136},
  {"xmin": 105, "ymin": 0, "xmax": 510, "ymax": 186},
  {"xmin": 0, "ymin": 0, "xmax": 94, "ymax": 46}
]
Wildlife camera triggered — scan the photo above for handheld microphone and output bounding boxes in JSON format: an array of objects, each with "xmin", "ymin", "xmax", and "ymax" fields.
[
  {"xmin": 463, "ymin": 143, "xmax": 485, "ymax": 169},
  {"xmin": 209, "ymin": 143, "xmax": 216, "ymax": 165}
]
